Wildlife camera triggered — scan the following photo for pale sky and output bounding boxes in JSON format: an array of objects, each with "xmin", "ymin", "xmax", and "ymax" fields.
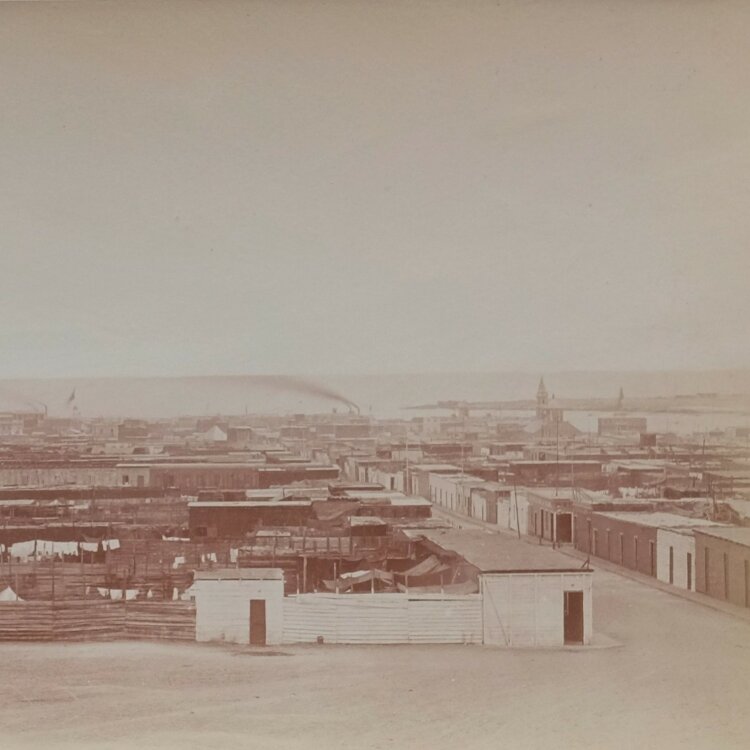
[{"xmin": 1, "ymin": 0, "xmax": 749, "ymax": 378}]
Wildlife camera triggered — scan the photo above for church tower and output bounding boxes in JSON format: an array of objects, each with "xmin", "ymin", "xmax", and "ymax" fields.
[{"xmin": 536, "ymin": 377, "xmax": 549, "ymax": 419}]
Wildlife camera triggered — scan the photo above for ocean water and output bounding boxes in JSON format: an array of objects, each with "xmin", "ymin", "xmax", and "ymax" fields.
[{"xmin": 2, "ymin": 369, "xmax": 750, "ymax": 422}]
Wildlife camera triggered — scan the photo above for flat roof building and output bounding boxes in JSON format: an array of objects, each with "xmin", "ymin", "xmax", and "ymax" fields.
[
  {"xmin": 411, "ymin": 528, "xmax": 593, "ymax": 647},
  {"xmin": 694, "ymin": 527, "xmax": 750, "ymax": 608}
]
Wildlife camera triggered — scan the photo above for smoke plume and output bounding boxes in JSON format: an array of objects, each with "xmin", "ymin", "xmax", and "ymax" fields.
[{"xmin": 255, "ymin": 376, "xmax": 360, "ymax": 413}]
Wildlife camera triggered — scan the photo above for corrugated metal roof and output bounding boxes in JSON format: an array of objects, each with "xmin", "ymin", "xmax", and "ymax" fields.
[
  {"xmin": 188, "ymin": 500, "xmax": 312, "ymax": 508},
  {"xmin": 693, "ymin": 526, "xmax": 750, "ymax": 546},
  {"xmin": 594, "ymin": 511, "xmax": 724, "ymax": 529},
  {"xmin": 194, "ymin": 568, "xmax": 283, "ymax": 581},
  {"xmin": 349, "ymin": 516, "xmax": 386, "ymax": 526},
  {"xmin": 413, "ymin": 528, "xmax": 586, "ymax": 573}
]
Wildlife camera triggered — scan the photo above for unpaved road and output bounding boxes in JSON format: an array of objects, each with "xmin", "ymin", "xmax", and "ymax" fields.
[{"xmin": 1, "ymin": 568, "xmax": 749, "ymax": 750}]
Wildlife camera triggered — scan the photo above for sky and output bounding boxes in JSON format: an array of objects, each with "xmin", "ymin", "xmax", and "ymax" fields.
[{"xmin": 1, "ymin": 0, "xmax": 749, "ymax": 379}]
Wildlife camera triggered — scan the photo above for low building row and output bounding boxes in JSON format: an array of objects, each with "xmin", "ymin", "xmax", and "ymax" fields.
[{"xmin": 191, "ymin": 528, "xmax": 593, "ymax": 648}]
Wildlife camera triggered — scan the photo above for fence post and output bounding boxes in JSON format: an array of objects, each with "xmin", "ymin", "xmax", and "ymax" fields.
[{"xmin": 81, "ymin": 550, "xmax": 86, "ymax": 599}]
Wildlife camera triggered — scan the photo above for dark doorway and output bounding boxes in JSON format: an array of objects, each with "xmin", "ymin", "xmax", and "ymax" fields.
[
  {"xmin": 669, "ymin": 546, "xmax": 674, "ymax": 584},
  {"xmin": 556, "ymin": 513, "xmax": 572, "ymax": 544},
  {"xmin": 564, "ymin": 591, "xmax": 584, "ymax": 645},
  {"xmin": 249, "ymin": 599, "xmax": 266, "ymax": 646},
  {"xmin": 649, "ymin": 541, "xmax": 656, "ymax": 577}
]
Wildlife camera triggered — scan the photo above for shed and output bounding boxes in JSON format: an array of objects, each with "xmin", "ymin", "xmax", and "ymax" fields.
[{"xmin": 192, "ymin": 568, "xmax": 284, "ymax": 646}]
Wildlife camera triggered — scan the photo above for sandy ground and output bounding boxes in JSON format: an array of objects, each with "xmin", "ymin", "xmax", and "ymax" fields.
[{"xmin": 1, "ymin": 567, "xmax": 749, "ymax": 750}]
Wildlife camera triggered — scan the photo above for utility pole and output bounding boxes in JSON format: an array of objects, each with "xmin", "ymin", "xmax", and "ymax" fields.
[
  {"xmin": 404, "ymin": 429, "xmax": 410, "ymax": 495},
  {"xmin": 555, "ymin": 419, "xmax": 560, "ymax": 497}
]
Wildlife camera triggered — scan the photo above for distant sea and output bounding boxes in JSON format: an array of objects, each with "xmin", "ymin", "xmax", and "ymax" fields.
[{"xmin": 2, "ymin": 370, "xmax": 750, "ymax": 426}]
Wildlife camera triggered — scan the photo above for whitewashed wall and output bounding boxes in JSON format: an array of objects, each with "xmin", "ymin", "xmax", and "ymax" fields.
[
  {"xmin": 481, "ymin": 572, "xmax": 592, "ymax": 647},
  {"xmin": 193, "ymin": 578, "xmax": 284, "ymax": 645},
  {"xmin": 369, "ymin": 468, "xmax": 403, "ymax": 492},
  {"xmin": 656, "ymin": 529, "xmax": 695, "ymax": 590},
  {"xmin": 470, "ymin": 492, "xmax": 487, "ymax": 522},
  {"xmin": 503, "ymin": 490, "xmax": 528, "ymax": 536},
  {"xmin": 282, "ymin": 593, "xmax": 482, "ymax": 644}
]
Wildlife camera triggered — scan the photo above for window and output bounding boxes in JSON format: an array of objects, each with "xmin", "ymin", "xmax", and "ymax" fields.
[{"xmin": 122, "ymin": 474, "xmax": 129, "ymax": 485}]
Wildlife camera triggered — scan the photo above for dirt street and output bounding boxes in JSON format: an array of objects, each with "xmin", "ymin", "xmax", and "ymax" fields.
[{"xmin": 1, "ymin": 567, "xmax": 749, "ymax": 750}]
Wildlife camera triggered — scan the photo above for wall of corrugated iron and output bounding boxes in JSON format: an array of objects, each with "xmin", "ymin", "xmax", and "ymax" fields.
[{"xmin": 281, "ymin": 593, "xmax": 482, "ymax": 644}]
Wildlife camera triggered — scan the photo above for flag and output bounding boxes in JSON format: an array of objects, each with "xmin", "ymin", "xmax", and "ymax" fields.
[{"xmin": 66, "ymin": 388, "xmax": 76, "ymax": 405}]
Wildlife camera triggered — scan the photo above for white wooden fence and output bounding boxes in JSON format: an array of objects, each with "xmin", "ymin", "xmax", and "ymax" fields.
[{"xmin": 282, "ymin": 592, "xmax": 482, "ymax": 644}]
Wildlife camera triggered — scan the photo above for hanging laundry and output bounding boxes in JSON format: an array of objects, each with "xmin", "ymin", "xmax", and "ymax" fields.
[
  {"xmin": 52, "ymin": 541, "xmax": 78, "ymax": 556},
  {"xmin": 109, "ymin": 589, "xmax": 123, "ymax": 601},
  {"xmin": 0, "ymin": 586, "xmax": 23, "ymax": 602},
  {"xmin": 80, "ymin": 541, "xmax": 99, "ymax": 553},
  {"xmin": 97, "ymin": 587, "xmax": 110, "ymax": 598},
  {"xmin": 229, "ymin": 548, "xmax": 238, "ymax": 563},
  {"xmin": 172, "ymin": 587, "xmax": 179, "ymax": 601},
  {"xmin": 37, "ymin": 540, "xmax": 53, "ymax": 556},
  {"xmin": 146, "ymin": 588, "xmax": 154, "ymax": 599},
  {"xmin": 10, "ymin": 540, "xmax": 36, "ymax": 558},
  {"xmin": 125, "ymin": 589, "xmax": 139, "ymax": 601}
]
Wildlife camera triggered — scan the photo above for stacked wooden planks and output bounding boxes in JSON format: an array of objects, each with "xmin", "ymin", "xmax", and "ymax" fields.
[
  {"xmin": 0, "ymin": 600, "xmax": 195, "ymax": 642},
  {"xmin": 124, "ymin": 601, "xmax": 196, "ymax": 641}
]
